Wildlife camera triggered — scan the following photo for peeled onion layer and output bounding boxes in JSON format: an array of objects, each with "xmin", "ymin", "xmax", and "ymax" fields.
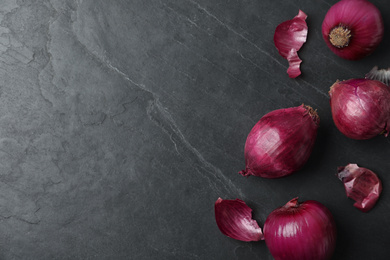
[
  {"xmin": 329, "ymin": 79, "xmax": 390, "ymax": 140},
  {"xmin": 322, "ymin": 0, "xmax": 384, "ymax": 60},
  {"xmin": 337, "ymin": 164, "xmax": 382, "ymax": 212},
  {"xmin": 263, "ymin": 198, "xmax": 337, "ymax": 260},
  {"xmin": 274, "ymin": 10, "xmax": 308, "ymax": 78},
  {"xmin": 240, "ymin": 104, "xmax": 319, "ymax": 178},
  {"xmin": 214, "ymin": 198, "xmax": 263, "ymax": 242}
]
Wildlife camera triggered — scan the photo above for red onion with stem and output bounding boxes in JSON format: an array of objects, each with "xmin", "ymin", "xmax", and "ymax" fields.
[
  {"xmin": 322, "ymin": 0, "xmax": 384, "ymax": 60},
  {"xmin": 239, "ymin": 105, "xmax": 319, "ymax": 178},
  {"xmin": 329, "ymin": 79, "xmax": 390, "ymax": 140},
  {"xmin": 274, "ymin": 10, "xmax": 308, "ymax": 78},
  {"xmin": 263, "ymin": 198, "xmax": 337, "ymax": 260},
  {"xmin": 337, "ymin": 164, "xmax": 382, "ymax": 212}
]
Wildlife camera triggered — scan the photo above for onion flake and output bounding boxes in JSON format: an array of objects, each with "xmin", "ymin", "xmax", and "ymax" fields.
[
  {"xmin": 214, "ymin": 198, "xmax": 264, "ymax": 242},
  {"xmin": 274, "ymin": 10, "xmax": 308, "ymax": 78},
  {"xmin": 337, "ymin": 163, "xmax": 382, "ymax": 212}
]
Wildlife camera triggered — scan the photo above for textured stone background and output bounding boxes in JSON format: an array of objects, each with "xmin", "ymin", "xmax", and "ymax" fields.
[{"xmin": 0, "ymin": 0, "xmax": 389, "ymax": 259}]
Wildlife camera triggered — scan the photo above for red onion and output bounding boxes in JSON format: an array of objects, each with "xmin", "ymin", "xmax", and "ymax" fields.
[
  {"xmin": 329, "ymin": 79, "xmax": 390, "ymax": 140},
  {"xmin": 337, "ymin": 163, "xmax": 382, "ymax": 212},
  {"xmin": 322, "ymin": 0, "xmax": 384, "ymax": 60},
  {"xmin": 214, "ymin": 198, "xmax": 263, "ymax": 242},
  {"xmin": 274, "ymin": 10, "xmax": 308, "ymax": 78},
  {"xmin": 263, "ymin": 198, "xmax": 337, "ymax": 260},
  {"xmin": 239, "ymin": 105, "xmax": 319, "ymax": 178}
]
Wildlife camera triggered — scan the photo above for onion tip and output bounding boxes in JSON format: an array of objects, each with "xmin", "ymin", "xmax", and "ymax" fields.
[
  {"xmin": 238, "ymin": 169, "xmax": 251, "ymax": 177},
  {"xmin": 302, "ymin": 104, "xmax": 320, "ymax": 126},
  {"xmin": 284, "ymin": 197, "xmax": 299, "ymax": 208}
]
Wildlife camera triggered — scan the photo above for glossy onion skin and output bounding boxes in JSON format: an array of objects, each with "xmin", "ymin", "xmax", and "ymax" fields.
[
  {"xmin": 240, "ymin": 105, "xmax": 319, "ymax": 178},
  {"xmin": 263, "ymin": 198, "xmax": 337, "ymax": 260},
  {"xmin": 322, "ymin": 0, "xmax": 384, "ymax": 60},
  {"xmin": 329, "ymin": 79, "xmax": 390, "ymax": 140}
]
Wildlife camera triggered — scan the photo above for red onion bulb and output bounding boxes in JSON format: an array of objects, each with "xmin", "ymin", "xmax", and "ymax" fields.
[
  {"xmin": 322, "ymin": 0, "xmax": 384, "ymax": 60},
  {"xmin": 240, "ymin": 105, "xmax": 319, "ymax": 178},
  {"xmin": 329, "ymin": 79, "xmax": 390, "ymax": 140},
  {"xmin": 263, "ymin": 198, "xmax": 337, "ymax": 260}
]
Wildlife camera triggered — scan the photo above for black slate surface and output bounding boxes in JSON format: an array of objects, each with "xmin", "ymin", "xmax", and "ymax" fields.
[{"xmin": 0, "ymin": 0, "xmax": 390, "ymax": 259}]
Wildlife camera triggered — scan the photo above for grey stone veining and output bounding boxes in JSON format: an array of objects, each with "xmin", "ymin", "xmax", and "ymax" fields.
[{"xmin": 0, "ymin": 0, "xmax": 389, "ymax": 259}]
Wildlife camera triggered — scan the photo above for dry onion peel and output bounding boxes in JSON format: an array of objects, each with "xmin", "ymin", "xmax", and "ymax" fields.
[
  {"xmin": 274, "ymin": 10, "xmax": 308, "ymax": 78},
  {"xmin": 337, "ymin": 163, "xmax": 382, "ymax": 212},
  {"xmin": 214, "ymin": 198, "xmax": 263, "ymax": 242}
]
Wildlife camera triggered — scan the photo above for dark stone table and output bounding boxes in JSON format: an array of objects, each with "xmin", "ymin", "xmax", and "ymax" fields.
[{"xmin": 0, "ymin": 0, "xmax": 389, "ymax": 259}]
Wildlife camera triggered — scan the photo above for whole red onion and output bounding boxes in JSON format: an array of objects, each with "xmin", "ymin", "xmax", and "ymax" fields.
[
  {"xmin": 263, "ymin": 198, "xmax": 337, "ymax": 260},
  {"xmin": 239, "ymin": 105, "xmax": 319, "ymax": 178},
  {"xmin": 322, "ymin": 0, "xmax": 384, "ymax": 60},
  {"xmin": 329, "ymin": 79, "xmax": 390, "ymax": 140}
]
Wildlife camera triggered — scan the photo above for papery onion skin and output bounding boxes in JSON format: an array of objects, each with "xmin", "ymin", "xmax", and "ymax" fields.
[
  {"xmin": 322, "ymin": 0, "xmax": 384, "ymax": 60},
  {"xmin": 274, "ymin": 10, "xmax": 308, "ymax": 78},
  {"xmin": 214, "ymin": 198, "xmax": 264, "ymax": 242},
  {"xmin": 263, "ymin": 198, "xmax": 337, "ymax": 260},
  {"xmin": 337, "ymin": 163, "xmax": 382, "ymax": 212},
  {"xmin": 239, "ymin": 105, "xmax": 319, "ymax": 178},
  {"xmin": 329, "ymin": 79, "xmax": 390, "ymax": 140}
]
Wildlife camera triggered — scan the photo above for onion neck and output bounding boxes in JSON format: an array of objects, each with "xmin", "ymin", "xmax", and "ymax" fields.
[
  {"xmin": 284, "ymin": 197, "xmax": 300, "ymax": 209},
  {"xmin": 329, "ymin": 80, "xmax": 340, "ymax": 97},
  {"xmin": 303, "ymin": 105, "xmax": 320, "ymax": 126},
  {"xmin": 329, "ymin": 25, "xmax": 351, "ymax": 48}
]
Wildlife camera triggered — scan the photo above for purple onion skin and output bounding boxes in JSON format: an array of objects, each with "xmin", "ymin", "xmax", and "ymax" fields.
[
  {"xmin": 322, "ymin": 0, "xmax": 384, "ymax": 60},
  {"xmin": 329, "ymin": 79, "xmax": 390, "ymax": 140},
  {"xmin": 214, "ymin": 198, "xmax": 263, "ymax": 242},
  {"xmin": 240, "ymin": 105, "xmax": 319, "ymax": 178},
  {"xmin": 338, "ymin": 164, "xmax": 382, "ymax": 212},
  {"xmin": 274, "ymin": 10, "xmax": 308, "ymax": 78},
  {"xmin": 263, "ymin": 198, "xmax": 337, "ymax": 260}
]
